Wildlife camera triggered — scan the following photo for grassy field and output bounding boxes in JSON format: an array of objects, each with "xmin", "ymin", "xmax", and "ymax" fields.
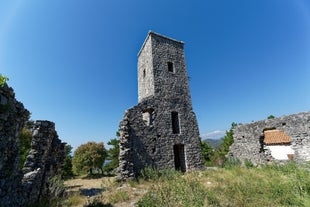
[
  {"xmin": 137, "ymin": 162, "xmax": 310, "ymax": 207},
  {"xmin": 32, "ymin": 161, "xmax": 310, "ymax": 207}
]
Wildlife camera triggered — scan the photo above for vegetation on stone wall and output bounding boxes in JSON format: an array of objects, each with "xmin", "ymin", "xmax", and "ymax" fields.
[
  {"xmin": 0, "ymin": 73, "xmax": 9, "ymax": 86},
  {"xmin": 19, "ymin": 121, "xmax": 34, "ymax": 168},
  {"xmin": 72, "ymin": 141, "xmax": 107, "ymax": 175}
]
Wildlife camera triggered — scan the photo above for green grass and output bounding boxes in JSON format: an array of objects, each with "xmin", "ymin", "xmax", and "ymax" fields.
[
  {"xmin": 35, "ymin": 162, "xmax": 310, "ymax": 207},
  {"xmin": 137, "ymin": 162, "xmax": 310, "ymax": 207},
  {"xmin": 137, "ymin": 172, "xmax": 206, "ymax": 207}
]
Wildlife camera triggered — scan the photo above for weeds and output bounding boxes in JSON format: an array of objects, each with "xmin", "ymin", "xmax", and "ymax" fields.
[
  {"xmin": 109, "ymin": 190, "xmax": 130, "ymax": 204},
  {"xmin": 137, "ymin": 162, "xmax": 310, "ymax": 206},
  {"xmin": 204, "ymin": 161, "xmax": 310, "ymax": 206},
  {"xmin": 84, "ymin": 196, "xmax": 109, "ymax": 207},
  {"xmin": 244, "ymin": 159, "xmax": 254, "ymax": 168},
  {"xmin": 137, "ymin": 171, "xmax": 206, "ymax": 207},
  {"xmin": 223, "ymin": 157, "xmax": 241, "ymax": 168},
  {"xmin": 140, "ymin": 166, "xmax": 161, "ymax": 180},
  {"xmin": 61, "ymin": 162, "xmax": 310, "ymax": 207},
  {"xmin": 140, "ymin": 166, "xmax": 182, "ymax": 181}
]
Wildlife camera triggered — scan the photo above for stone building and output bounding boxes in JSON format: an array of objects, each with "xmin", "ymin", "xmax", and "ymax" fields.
[
  {"xmin": 118, "ymin": 31, "xmax": 203, "ymax": 180},
  {"xmin": 229, "ymin": 112, "xmax": 310, "ymax": 164}
]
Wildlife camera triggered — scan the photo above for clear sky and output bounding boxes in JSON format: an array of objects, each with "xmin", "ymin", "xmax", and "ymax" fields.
[{"xmin": 1, "ymin": 0, "xmax": 309, "ymax": 150}]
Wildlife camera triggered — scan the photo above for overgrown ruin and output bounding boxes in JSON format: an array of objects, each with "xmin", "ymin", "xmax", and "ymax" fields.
[
  {"xmin": 118, "ymin": 32, "xmax": 204, "ymax": 180},
  {"xmin": 0, "ymin": 83, "xmax": 65, "ymax": 206},
  {"xmin": 229, "ymin": 112, "xmax": 310, "ymax": 164}
]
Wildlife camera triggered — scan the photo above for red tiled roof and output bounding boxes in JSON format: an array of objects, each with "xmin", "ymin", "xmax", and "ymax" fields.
[{"xmin": 264, "ymin": 130, "xmax": 291, "ymax": 145}]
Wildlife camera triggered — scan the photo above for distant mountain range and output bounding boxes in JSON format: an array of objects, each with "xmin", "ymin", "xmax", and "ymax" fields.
[
  {"xmin": 204, "ymin": 138, "xmax": 223, "ymax": 148},
  {"xmin": 201, "ymin": 130, "xmax": 226, "ymax": 148},
  {"xmin": 201, "ymin": 130, "xmax": 226, "ymax": 140}
]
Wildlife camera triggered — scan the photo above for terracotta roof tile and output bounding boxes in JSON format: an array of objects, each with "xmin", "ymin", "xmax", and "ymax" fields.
[{"xmin": 264, "ymin": 130, "xmax": 291, "ymax": 145}]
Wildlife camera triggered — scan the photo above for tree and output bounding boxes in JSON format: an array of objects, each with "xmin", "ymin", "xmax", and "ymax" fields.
[
  {"xmin": 267, "ymin": 115, "xmax": 275, "ymax": 119},
  {"xmin": 200, "ymin": 137, "xmax": 214, "ymax": 166},
  {"xmin": 218, "ymin": 122, "xmax": 236, "ymax": 157},
  {"xmin": 61, "ymin": 144, "xmax": 74, "ymax": 178},
  {"xmin": 103, "ymin": 137, "xmax": 120, "ymax": 173},
  {"xmin": 200, "ymin": 123, "xmax": 237, "ymax": 166},
  {"xmin": 72, "ymin": 141, "xmax": 107, "ymax": 175}
]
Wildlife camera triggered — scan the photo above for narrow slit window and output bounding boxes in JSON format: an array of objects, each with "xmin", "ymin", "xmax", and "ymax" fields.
[
  {"xmin": 168, "ymin": 62, "xmax": 174, "ymax": 72},
  {"xmin": 143, "ymin": 69, "xmax": 146, "ymax": 78},
  {"xmin": 171, "ymin": 112, "xmax": 180, "ymax": 134}
]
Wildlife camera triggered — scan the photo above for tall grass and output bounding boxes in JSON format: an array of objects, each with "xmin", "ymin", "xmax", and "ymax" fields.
[
  {"xmin": 205, "ymin": 162, "xmax": 310, "ymax": 207},
  {"xmin": 137, "ymin": 170, "xmax": 206, "ymax": 207}
]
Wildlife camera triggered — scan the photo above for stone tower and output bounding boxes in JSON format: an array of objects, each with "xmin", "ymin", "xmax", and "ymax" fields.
[{"xmin": 118, "ymin": 31, "xmax": 203, "ymax": 180}]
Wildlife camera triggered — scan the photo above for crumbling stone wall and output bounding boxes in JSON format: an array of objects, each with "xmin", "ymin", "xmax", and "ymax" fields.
[
  {"xmin": 229, "ymin": 112, "xmax": 310, "ymax": 164},
  {"xmin": 119, "ymin": 32, "xmax": 203, "ymax": 180},
  {"xmin": 22, "ymin": 121, "xmax": 65, "ymax": 205},
  {"xmin": 0, "ymin": 84, "xmax": 65, "ymax": 207},
  {"xmin": 0, "ymin": 84, "xmax": 30, "ymax": 206}
]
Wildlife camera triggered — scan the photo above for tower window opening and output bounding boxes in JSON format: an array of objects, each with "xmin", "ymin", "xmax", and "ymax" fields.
[
  {"xmin": 143, "ymin": 69, "xmax": 146, "ymax": 78},
  {"xmin": 168, "ymin": 62, "xmax": 174, "ymax": 73},
  {"xmin": 171, "ymin": 111, "xmax": 180, "ymax": 134},
  {"xmin": 142, "ymin": 108, "xmax": 154, "ymax": 126}
]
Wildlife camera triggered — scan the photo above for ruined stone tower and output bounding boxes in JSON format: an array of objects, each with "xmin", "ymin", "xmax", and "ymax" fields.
[{"xmin": 118, "ymin": 31, "xmax": 203, "ymax": 180}]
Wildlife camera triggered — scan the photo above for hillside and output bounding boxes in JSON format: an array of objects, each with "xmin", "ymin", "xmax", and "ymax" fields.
[
  {"xmin": 204, "ymin": 138, "xmax": 223, "ymax": 148},
  {"xmin": 39, "ymin": 162, "xmax": 310, "ymax": 207}
]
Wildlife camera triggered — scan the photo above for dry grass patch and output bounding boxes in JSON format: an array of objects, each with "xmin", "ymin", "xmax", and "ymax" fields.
[
  {"xmin": 64, "ymin": 176, "xmax": 112, "ymax": 206},
  {"xmin": 64, "ymin": 176, "xmax": 149, "ymax": 207}
]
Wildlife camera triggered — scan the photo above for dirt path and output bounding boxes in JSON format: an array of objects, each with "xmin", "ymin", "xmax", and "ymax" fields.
[{"xmin": 64, "ymin": 176, "xmax": 147, "ymax": 207}]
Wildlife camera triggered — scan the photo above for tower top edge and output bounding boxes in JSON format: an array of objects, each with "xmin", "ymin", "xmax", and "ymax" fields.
[{"xmin": 137, "ymin": 31, "xmax": 185, "ymax": 57}]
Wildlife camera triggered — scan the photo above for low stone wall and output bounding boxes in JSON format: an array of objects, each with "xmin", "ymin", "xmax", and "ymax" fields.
[
  {"xmin": 229, "ymin": 112, "xmax": 310, "ymax": 164},
  {"xmin": 0, "ymin": 84, "xmax": 65, "ymax": 207}
]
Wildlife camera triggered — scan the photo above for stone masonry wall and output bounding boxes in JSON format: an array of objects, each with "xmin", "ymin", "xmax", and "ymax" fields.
[
  {"xmin": 0, "ymin": 84, "xmax": 65, "ymax": 207},
  {"xmin": 119, "ymin": 32, "xmax": 204, "ymax": 180},
  {"xmin": 22, "ymin": 121, "xmax": 65, "ymax": 206},
  {"xmin": 119, "ymin": 97, "xmax": 203, "ymax": 180},
  {"xmin": 0, "ymin": 84, "xmax": 30, "ymax": 206},
  {"xmin": 138, "ymin": 35, "xmax": 154, "ymax": 102},
  {"xmin": 229, "ymin": 112, "xmax": 310, "ymax": 164}
]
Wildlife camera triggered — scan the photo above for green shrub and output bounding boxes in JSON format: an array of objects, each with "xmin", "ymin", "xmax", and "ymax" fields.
[
  {"xmin": 140, "ymin": 166, "xmax": 160, "ymax": 180},
  {"xmin": 140, "ymin": 166, "xmax": 183, "ymax": 182},
  {"xmin": 48, "ymin": 174, "xmax": 66, "ymax": 198},
  {"xmin": 109, "ymin": 190, "xmax": 129, "ymax": 204},
  {"xmin": 0, "ymin": 74, "xmax": 9, "ymax": 86},
  {"xmin": 244, "ymin": 159, "xmax": 254, "ymax": 168},
  {"xmin": 224, "ymin": 157, "xmax": 241, "ymax": 168}
]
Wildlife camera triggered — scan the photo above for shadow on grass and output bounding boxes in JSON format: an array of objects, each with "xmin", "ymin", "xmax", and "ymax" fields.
[
  {"xmin": 82, "ymin": 173, "xmax": 115, "ymax": 179},
  {"xmin": 65, "ymin": 184, "xmax": 83, "ymax": 189},
  {"xmin": 85, "ymin": 203, "xmax": 113, "ymax": 207},
  {"xmin": 80, "ymin": 188, "xmax": 103, "ymax": 197}
]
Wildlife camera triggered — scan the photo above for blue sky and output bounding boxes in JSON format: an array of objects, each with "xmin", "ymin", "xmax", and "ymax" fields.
[{"xmin": 1, "ymin": 0, "xmax": 309, "ymax": 150}]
